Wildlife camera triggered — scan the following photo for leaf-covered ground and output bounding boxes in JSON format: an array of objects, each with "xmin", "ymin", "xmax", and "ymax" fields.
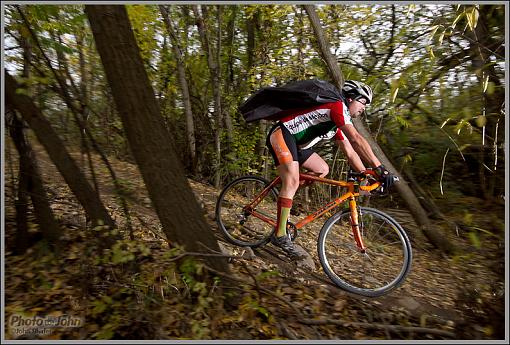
[{"xmin": 3, "ymin": 140, "xmax": 506, "ymax": 340}]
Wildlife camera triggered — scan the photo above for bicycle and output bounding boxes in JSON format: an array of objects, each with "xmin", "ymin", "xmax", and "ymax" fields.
[{"xmin": 215, "ymin": 170, "xmax": 412, "ymax": 297}]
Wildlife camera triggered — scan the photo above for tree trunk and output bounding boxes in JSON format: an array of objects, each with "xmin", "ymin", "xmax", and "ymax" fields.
[
  {"xmin": 214, "ymin": 6, "xmax": 224, "ymax": 187},
  {"xmin": 159, "ymin": 5, "xmax": 197, "ymax": 174},
  {"xmin": 75, "ymin": 29, "xmax": 101, "ymax": 194},
  {"xmin": 354, "ymin": 118, "xmax": 455, "ymax": 253},
  {"xmin": 5, "ymin": 72, "xmax": 116, "ymax": 230},
  {"xmin": 294, "ymin": 7, "xmax": 306, "ymax": 78},
  {"xmin": 8, "ymin": 111, "xmax": 30, "ymax": 255},
  {"xmin": 302, "ymin": 5, "xmax": 344, "ymax": 87},
  {"xmin": 223, "ymin": 6, "xmax": 237, "ymax": 145},
  {"xmin": 84, "ymin": 5, "xmax": 230, "ymax": 274},
  {"xmin": 246, "ymin": 10, "xmax": 257, "ymax": 71},
  {"xmin": 9, "ymin": 113, "xmax": 62, "ymax": 250},
  {"xmin": 192, "ymin": 5, "xmax": 224, "ymax": 188},
  {"xmin": 8, "ymin": 10, "xmax": 62, "ymax": 251},
  {"xmin": 303, "ymin": 4, "xmax": 455, "ymax": 254},
  {"xmin": 18, "ymin": 6, "xmax": 103, "ymax": 200}
]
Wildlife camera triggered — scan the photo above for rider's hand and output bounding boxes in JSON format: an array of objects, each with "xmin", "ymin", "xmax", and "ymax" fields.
[{"xmin": 374, "ymin": 164, "xmax": 398, "ymax": 193}]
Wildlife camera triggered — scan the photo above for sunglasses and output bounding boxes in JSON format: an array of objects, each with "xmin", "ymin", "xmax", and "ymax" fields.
[{"xmin": 355, "ymin": 97, "xmax": 368, "ymax": 105}]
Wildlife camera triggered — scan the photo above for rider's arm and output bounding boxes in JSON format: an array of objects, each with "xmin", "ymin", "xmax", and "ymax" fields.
[
  {"xmin": 329, "ymin": 101, "xmax": 381, "ymax": 169},
  {"xmin": 340, "ymin": 124, "xmax": 381, "ymax": 168},
  {"xmin": 335, "ymin": 137, "xmax": 366, "ymax": 172}
]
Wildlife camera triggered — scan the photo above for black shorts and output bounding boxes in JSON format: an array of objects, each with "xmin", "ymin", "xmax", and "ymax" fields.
[{"xmin": 266, "ymin": 123, "xmax": 314, "ymax": 166}]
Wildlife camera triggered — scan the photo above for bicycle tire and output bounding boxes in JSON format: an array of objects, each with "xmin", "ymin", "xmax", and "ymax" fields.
[
  {"xmin": 318, "ymin": 207, "xmax": 412, "ymax": 297},
  {"xmin": 215, "ymin": 176, "xmax": 278, "ymax": 247}
]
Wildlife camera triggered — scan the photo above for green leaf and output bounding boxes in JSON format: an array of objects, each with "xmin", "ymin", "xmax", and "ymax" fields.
[
  {"xmin": 463, "ymin": 212, "xmax": 473, "ymax": 226},
  {"xmin": 91, "ymin": 300, "xmax": 107, "ymax": 315},
  {"xmin": 39, "ymin": 36, "xmax": 76, "ymax": 55},
  {"xmin": 257, "ymin": 305, "xmax": 270, "ymax": 318},
  {"xmin": 15, "ymin": 88, "xmax": 30, "ymax": 96},
  {"xmin": 93, "ymin": 328, "xmax": 114, "ymax": 340},
  {"xmin": 256, "ymin": 270, "xmax": 279, "ymax": 281},
  {"xmin": 403, "ymin": 154, "xmax": 413, "ymax": 164},
  {"xmin": 467, "ymin": 231, "xmax": 481, "ymax": 249},
  {"xmin": 111, "ymin": 242, "xmax": 135, "ymax": 264}
]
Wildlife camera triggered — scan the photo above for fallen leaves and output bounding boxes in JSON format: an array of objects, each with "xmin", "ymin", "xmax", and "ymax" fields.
[{"xmin": 3, "ymin": 141, "xmax": 505, "ymax": 340}]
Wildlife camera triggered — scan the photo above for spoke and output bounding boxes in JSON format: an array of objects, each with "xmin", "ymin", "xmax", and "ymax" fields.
[
  {"xmin": 370, "ymin": 219, "xmax": 388, "ymax": 240},
  {"xmin": 366, "ymin": 248, "xmax": 401, "ymax": 261},
  {"xmin": 377, "ymin": 225, "xmax": 395, "ymax": 242},
  {"xmin": 383, "ymin": 240, "xmax": 403, "ymax": 246}
]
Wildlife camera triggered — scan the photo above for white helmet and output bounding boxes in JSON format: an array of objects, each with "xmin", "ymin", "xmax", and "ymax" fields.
[{"xmin": 342, "ymin": 80, "xmax": 373, "ymax": 104}]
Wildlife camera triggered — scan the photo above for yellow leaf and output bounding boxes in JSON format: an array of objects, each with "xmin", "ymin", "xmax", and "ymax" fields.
[
  {"xmin": 427, "ymin": 46, "xmax": 435, "ymax": 58},
  {"xmin": 48, "ymin": 310, "xmax": 63, "ymax": 317},
  {"xmin": 451, "ymin": 12, "xmax": 465, "ymax": 29},
  {"xmin": 420, "ymin": 314, "xmax": 428, "ymax": 327},
  {"xmin": 467, "ymin": 7, "xmax": 479, "ymax": 31},
  {"xmin": 429, "ymin": 25, "xmax": 440, "ymax": 41},
  {"xmin": 67, "ymin": 252, "xmax": 78, "ymax": 260},
  {"xmin": 390, "ymin": 87, "xmax": 399, "ymax": 103},
  {"xmin": 30, "ymin": 307, "xmax": 45, "ymax": 312},
  {"xmin": 482, "ymin": 75, "xmax": 489, "ymax": 93},
  {"xmin": 486, "ymin": 81, "xmax": 495, "ymax": 95},
  {"xmin": 440, "ymin": 118, "xmax": 450, "ymax": 128},
  {"xmin": 475, "ymin": 115, "xmax": 487, "ymax": 127},
  {"xmin": 406, "ymin": 4, "xmax": 415, "ymax": 16},
  {"xmin": 53, "ymin": 279, "xmax": 62, "ymax": 290},
  {"xmin": 438, "ymin": 31, "xmax": 445, "ymax": 45}
]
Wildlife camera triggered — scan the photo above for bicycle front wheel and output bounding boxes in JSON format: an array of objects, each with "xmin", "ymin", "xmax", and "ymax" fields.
[
  {"xmin": 215, "ymin": 176, "xmax": 278, "ymax": 247},
  {"xmin": 318, "ymin": 207, "xmax": 412, "ymax": 297}
]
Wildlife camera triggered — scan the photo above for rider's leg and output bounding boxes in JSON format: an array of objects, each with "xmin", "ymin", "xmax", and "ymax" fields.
[
  {"xmin": 266, "ymin": 125, "xmax": 306, "ymax": 259},
  {"xmin": 275, "ymin": 161, "xmax": 300, "ymax": 237},
  {"xmin": 301, "ymin": 152, "xmax": 329, "ymax": 177},
  {"xmin": 272, "ymin": 161, "xmax": 305, "ymax": 259}
]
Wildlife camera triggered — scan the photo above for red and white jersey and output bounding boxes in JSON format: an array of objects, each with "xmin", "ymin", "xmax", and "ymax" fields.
[{"xmin": 279, "ymin": 101, "xmax": 352, "ymax": 149}]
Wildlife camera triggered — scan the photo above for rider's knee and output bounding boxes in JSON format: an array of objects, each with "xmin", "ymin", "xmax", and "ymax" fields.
[{"xmin": 285, "ymin": 175, "xmax": 300, "ymax": 192}]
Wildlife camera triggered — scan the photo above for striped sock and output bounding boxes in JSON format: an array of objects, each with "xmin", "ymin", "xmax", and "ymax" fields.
[{"xmin": 275, "ymin": 197, "xmax": 293, "ymax": 237}]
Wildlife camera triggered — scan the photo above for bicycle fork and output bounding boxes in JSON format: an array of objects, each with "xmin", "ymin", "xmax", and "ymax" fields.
[{"xmin": 349, "ymin": 197, "xmax": 366, "ymax": 253}]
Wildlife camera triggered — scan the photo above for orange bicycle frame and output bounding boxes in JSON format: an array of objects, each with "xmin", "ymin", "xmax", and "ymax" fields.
[{"xmin": 242, "ymin": 173, "xmax": 381, "ymax": 252}]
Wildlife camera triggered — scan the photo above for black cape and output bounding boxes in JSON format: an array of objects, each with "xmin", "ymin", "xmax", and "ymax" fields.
[{"xmin": 239, "ymin": 79, "xmax": 345, "ymax": 123}]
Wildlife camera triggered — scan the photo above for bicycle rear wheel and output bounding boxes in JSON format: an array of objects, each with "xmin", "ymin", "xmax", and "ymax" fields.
[
  {"xmin": 318, "ymin": 207, "xmax": 412, "ymax": 297},
  {"xmin": 215, "ymin": 176, "xmax": 278, "ymax": 247}
]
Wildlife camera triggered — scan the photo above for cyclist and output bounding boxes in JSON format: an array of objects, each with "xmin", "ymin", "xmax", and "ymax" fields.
[{"xmin": 266, "ymin": 80, "xmax": 396, "ymax": 259}]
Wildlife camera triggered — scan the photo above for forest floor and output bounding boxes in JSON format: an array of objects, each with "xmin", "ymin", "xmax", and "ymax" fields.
[{"xmin": 3, "ymin": 140, "xmax": 507, "ymax": 341}]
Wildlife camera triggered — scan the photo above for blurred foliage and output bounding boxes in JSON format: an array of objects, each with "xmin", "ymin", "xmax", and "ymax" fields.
[
  {"xmin": 4, "ymin": 4, "xmax": 504, "ymax": 199},
  {"xmin": 3, "ymin": 4, "xmax": 505, "ymax": 339}
]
